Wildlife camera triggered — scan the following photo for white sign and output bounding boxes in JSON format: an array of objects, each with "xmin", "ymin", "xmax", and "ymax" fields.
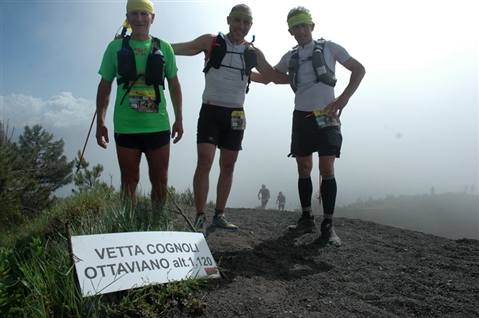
[{"xmin": 71, "ymin": 231, "xmax": 220, "ymax": 297}]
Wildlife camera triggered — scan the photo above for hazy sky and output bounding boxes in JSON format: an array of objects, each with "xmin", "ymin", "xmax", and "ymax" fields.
[{"xmin": 1, "ymin": 0, "xmax": 478, "ymax": 210}]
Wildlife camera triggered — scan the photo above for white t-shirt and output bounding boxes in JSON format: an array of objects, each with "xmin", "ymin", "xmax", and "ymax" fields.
[
  {"xmin": 275, "ymin": 40, "xmax": 351, "ymax": 112},
  {"xmin": 202, "ymin": 37, "xmax": 249, "ymax": 108}
]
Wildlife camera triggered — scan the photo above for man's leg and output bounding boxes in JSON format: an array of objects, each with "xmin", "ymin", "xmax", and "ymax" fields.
[
  {"xmin": 193, "ymin": 143, "xmax": 216, "ymax": 213},
  {"xmin": 289, "ymin": 155, "xmax": 317, "ymax": 233},
  {"xmin": 192, "ymin": 143, "xmax": 216, "ymax": 235},
  {"xmin": 116, "ymin": 145, "xmax": 142, "ymax": 206},
  {"xmin": 319, "ymin": 155, "xmax": 341, "ymax": 246},
  {"xmin": 296, "ymin": 155, "xmax": 313, "ymax": 213},
  {"xmin": 212, "ymin": 147, "xmax": 239, "ymax": 230},
  {"xmin": 319, "ymin": 155, "xmax": 336, "ymax": 221},
  {"xmin": 216, "ymin": 148, "xmax": 239, "ymax": 210},
  {"xmin": 145, "ymin": 143, "xmax": 170, "ymax": 211}
]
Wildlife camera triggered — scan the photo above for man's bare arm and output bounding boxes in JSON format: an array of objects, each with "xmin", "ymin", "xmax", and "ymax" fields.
[
  {"xmin": 338, "ymin": 57, "xmax": 366, "ymax": 100},
  {"xmin": 325, "ymin": 57, "xmax": 365, "ymax": 117},
  {"xmin": 254, "ymin": 47, "xmax": 289, "ymax": 84},
  {"xmin": 250, "ymin": 71, "xmax": 270, "ymax": 84},
  {"xmin": 171, "ymin": 34, "xmax": 215, "ymax": 56},
  {"xmin": 167, "ymin": 75, "xmax": 184, "ymax": 144},
  {"xmin": 96, "ymin": 78, "xmax": 112, "ymax": 149}
]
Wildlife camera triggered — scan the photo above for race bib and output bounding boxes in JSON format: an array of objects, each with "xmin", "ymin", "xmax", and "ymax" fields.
[
  {"xmin": 313, "ymin": 109, "xmax": 340, "ymax": 129},
  {"xmin": 129, "ymin": 90, "xmax": 158, "ymax": 113},
  {"xmin": 231, "ymin": 111, "xmax": 246, "ymax": 130}
]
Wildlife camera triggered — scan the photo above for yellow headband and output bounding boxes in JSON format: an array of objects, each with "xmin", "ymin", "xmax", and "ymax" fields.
[
  {"xmin": 287, "ymin": 13, "xmax": 313, "ymax": 29},
  {"xmin": 123, "ymin": 0, "xmax": 154, "ymax": 31},
  {"xmin": 229, "ymin": 11, "xmax": 253, "ymax": 22},
  {"xmin": 127, "ymin": 0, "xmax": 154, "ymax": 14}
]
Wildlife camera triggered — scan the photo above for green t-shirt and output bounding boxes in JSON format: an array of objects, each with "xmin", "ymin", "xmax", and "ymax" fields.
[{"xmin": 99, "ymin": 37, "xmax": 178, "ymax": 134}]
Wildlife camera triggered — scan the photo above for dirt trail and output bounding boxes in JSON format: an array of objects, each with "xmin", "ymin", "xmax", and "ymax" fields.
[{"xmin": 166, "ymin": 207, "xmax": 479, "ymax": 317}]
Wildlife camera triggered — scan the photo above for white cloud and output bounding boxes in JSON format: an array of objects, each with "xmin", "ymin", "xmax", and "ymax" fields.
[
  {"xmin": 42, "ymin": 92, "xmax": 94, "ymax": 128},
  {"xmin": 1, "ymin": 92, "xmax": 94, "ymax": 130}
]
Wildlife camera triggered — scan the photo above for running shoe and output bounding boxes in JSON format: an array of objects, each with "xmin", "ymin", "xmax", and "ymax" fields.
[
  {"xmin": 194, "ymin": 214, "xmax": 207, "ymax": 236},
  {"xmin": 288, "ymin": 214, "xmax": 317, "ymax": 233},
  {"xmin": 321, "ymin": 222, "xmax": 341, "ymax": 247},
  {"xmin": 212, "ymin": 213, "xmax": 239, "ymax": 230}
]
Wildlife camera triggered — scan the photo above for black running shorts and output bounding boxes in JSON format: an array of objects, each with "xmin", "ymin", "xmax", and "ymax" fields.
[
  {"xmin": 196, "ymin": 103, "xmax": 244, "ymax": 151},
  {"xmin": 290, "ymin": 110, "xmax": 342, "ymax": 158},
  {"xmin": 114, "ymin": 130, "xmax": 170, "ymax": 153}
]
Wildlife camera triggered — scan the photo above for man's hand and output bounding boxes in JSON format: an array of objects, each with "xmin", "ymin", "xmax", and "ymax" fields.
[
  {"xmin": 324, "ymin": 93, "xmax": 350, "ymax": 117},
  {"xmin": 96, "ymin": 125, "xmax": 109, "ymax": 149},
  {"xmin": 171, "ymin": 121, "xmax": 184, "ymax": 144}
]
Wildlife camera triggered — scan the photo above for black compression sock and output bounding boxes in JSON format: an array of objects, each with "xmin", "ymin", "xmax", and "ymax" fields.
[
  {"xmin": 298, "ymin": 175, "xmax": 313, "ymax": 209},
  {"xmin": 322, "ymin": 178, "xmax": 337, "ymax": 216}
]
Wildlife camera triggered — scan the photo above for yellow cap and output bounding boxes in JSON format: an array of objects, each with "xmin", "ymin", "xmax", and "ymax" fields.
[{"xmin": 127, "ymin": 0, "xmax": 154, "ymax": 14}]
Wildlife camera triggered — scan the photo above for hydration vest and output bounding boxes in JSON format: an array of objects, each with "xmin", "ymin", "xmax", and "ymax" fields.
[
  {"xmin": 203, "ymin": 32, "xmax": 258, "ymax": 93},
  {"xmin": 288, "ymin": 38, "xmax": 337, "ymax": 93},
  {"xmin": 117, "ymin": 35, "xmax": 165, "ymax": 106}
]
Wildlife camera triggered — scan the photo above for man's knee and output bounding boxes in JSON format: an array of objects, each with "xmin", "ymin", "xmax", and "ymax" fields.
[
  {"xmin": 296, "ymin": 157, "xmax": 313, "ymax": 175},
  {"xmin": 298, "ymin": 166, "xmax": 312, "ymax": 176},
  {"xmin": 319, "ymin": 157, "xmax": 335, "ymax": 175},
  {"xmin": 219, "ymin": 151, "xmax": 238, "ymax": 175},
  {"xmin": 196, "ymin": 160, "xmax": 213, "ymax": 176},
  {"xmin": 149, "ymin": 165, "xmax": 168, "ymax": 183},
  {"xmin": 220, "ymin": 161, "xmax": 236, "ymax": 175},
  {"xmin": 320, "ymin": 167, "xmax": 335, "ymax": 176},
  {"xmin": 122, "ymin": 173, "xmax": 140, "ymax": 186},
  {"xmin": 196, "ymin": 151, "xmax": 215, "ymax": 172}
]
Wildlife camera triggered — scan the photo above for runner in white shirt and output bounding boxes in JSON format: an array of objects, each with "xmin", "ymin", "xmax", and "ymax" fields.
[
  {"xmin": 171, "ymin": 4, "xmax": 281, "ymax": 236},
  {"xmin": 253, "ymin": 6, "xmax": 365, "ymax": 246}
]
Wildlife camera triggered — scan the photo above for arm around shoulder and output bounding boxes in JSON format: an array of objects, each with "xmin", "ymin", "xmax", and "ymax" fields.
[
  {"xmin": 171, "ymin": 34, "xmax": 215, "ymax": 56},
  {"xmin": 250, "ymin": 71, "xmax": 271, "ymax": 85},
  {"xmin": 254, "ymin": 47, "xmax": 289, "ymax": 85}
]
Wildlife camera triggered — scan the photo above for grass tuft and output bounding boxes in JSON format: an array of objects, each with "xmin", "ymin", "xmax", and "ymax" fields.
[{"xmin": 0, "ymin": 185, "xmax": 212, "ymax": 317}]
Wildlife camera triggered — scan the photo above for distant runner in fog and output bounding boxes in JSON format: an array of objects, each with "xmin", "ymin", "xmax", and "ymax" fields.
[
  {"xmin": 276, "ymin": 191, "xmax": 286, "ymax": 211},
  {"xmin": 258, "ymin": 184, "xmax": 270, "ymax": 210}
]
